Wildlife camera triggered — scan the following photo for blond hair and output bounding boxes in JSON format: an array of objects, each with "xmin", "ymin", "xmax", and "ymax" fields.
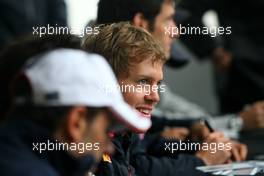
[{"xmin": 82, "ymin": 22, "xmax": 166, "ymax": 77}]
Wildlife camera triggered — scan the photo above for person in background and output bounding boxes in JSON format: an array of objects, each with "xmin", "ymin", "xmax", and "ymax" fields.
[
  {"xmin": 0, "ymin": 0, "xmax": 67, "ymax": 49},
  {"xmin": 177, "ymin": 0, "xmax": 264, "ymax": 114}
]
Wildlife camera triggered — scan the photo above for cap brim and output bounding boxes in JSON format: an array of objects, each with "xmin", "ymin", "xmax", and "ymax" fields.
[{"xmin": 110, "ymin": 103, "xmax": 151, "ymax": 133}]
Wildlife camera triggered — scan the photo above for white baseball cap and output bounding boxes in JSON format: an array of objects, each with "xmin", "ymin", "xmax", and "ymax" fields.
[{"xmin": 16, "ymin": 49, "xmax": 151, "ymax": 133}]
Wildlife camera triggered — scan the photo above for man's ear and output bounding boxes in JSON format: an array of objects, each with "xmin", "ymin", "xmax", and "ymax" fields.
[
  {"xmin": 65, "ymin": 106, "xmax": 87, "ymax": 143},
  {"xmin": 132, "ymin": 13, "xmax": 149, "ymax": 29}
]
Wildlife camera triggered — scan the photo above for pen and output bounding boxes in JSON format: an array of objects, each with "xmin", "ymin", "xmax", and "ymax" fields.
[{"xmin": 200, "ymin": 119, "xmax": 214, "ymax": 132}]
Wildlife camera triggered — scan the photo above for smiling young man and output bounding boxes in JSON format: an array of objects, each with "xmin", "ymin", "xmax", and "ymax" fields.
[
  {"xmin": 85, "ymin": 22, "xmax": 166, "ymax": 120},
  {"xmin": 96, "ymin": 0, "xmax": 248, "ymax": 161},
  {"xmin": 83, "ymin": 22, "xmax": 233, "ymax": 176},
  {"xmin": 119, "ymin": 58, "xmax": 162, "ymax": 119},
  {"xmin": 96, "ymin": 0, "xmax": 203, "ymax": 142}
]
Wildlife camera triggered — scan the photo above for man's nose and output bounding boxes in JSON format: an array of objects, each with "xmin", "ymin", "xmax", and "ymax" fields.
[
  {"xmin": 171, "ymin": 21, "xmax": 180, "ymax": 38},
  {"xmin": 144, "ymin": 88, "xmax": 160, "ymax": 103}
]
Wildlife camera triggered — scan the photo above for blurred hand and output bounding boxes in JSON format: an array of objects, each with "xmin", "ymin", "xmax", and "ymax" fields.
[
  {"xmin": 161, "ymin": 127, "xmax": 190, "ymax": 141},
  {"xmin": 239, "ymin": 101, "xmax": 264, "ymax": 130},
  {"xmin": 230, "ymin": 141, "xmax": 247, "ymax": 162},
  {"xmin": 212, "ymin": 47, "xmax": 233, "ymax": 72},
  {"xmin": 190, "ymin": 121, "xmax": 210, "ymax": 141},
  {"xmin": 195, "ymin": 132, "xmax": 232, "ymax": 165}
]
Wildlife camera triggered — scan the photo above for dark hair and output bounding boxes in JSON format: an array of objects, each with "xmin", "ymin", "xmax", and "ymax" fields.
[
  {"xmin": 97, "ymin": 0, "xmax": 167, "ymax": 31},
  {"xmin": 10, "ymin": 106, "xmax": 107, "ymax": 133},
  {"xmin": 0, "ymin": 34, "xmax": 81, "ymax": 120}
]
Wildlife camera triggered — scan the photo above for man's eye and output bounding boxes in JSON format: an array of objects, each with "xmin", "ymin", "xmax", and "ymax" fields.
[{"xmin": 138, "ymin": 79, "xmax": 148, "ymax": 85}]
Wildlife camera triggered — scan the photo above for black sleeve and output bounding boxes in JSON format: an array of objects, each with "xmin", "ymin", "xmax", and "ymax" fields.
[
  {"xmin": 96, "ymin": 134, "xmax": 208, "ymax": 176},
  {"xmin": 130, "ymin": 135, "xmax": 208, "ymax": 176},
  {"xmin": 148, "ymin": 116, "xmax": 199, "ymax": 133}
]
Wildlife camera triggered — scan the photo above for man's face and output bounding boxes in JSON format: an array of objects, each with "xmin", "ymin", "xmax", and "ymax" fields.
[
  {"xmin": 150, "ymin": 2, "xmax": 176, "ymax": 58},
  {"xmin": 81, "ymin": 111, "xmax": 113, "ymax": 161},
  {"xmin": 118, "ymin": 59, "xmax": 163, "ymax": 119}
]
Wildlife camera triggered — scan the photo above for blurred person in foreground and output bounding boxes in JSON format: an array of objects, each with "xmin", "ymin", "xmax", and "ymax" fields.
[
  {"xmin": 0, "ymin": 34, "xmax": 80, "ymax": 120},
  {"xmin": 0, "ymin": 48, "xmax": 151, "ymax": 176}
]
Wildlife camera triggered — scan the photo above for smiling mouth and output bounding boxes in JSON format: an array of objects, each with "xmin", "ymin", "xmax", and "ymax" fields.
[{"xmin": 136, "ymin": 108, "xmax": 152, "ymax": 118}]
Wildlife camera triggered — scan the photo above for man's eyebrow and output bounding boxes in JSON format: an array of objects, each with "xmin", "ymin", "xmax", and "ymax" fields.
[
  {"xmin": 136, "ymin": 75, "xmax": 163, "ymax": 82},
  {"xmin": 136, "ymin": 75, "xmax": 154, "ymax": 79}
]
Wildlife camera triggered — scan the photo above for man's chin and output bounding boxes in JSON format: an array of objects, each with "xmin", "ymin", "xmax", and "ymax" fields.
[{"xmin": 139, "ymin": 113, "xmax": 151, "ymax": 119}]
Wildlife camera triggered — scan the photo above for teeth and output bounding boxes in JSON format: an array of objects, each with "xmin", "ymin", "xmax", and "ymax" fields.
[{"xmin": 138, "ymin": 109, "xmax": 150, "ymax": 115}]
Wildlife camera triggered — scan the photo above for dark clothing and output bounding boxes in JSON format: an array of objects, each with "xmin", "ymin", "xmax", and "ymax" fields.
[
  {"xmin": 0, "ymin": 0, "xmax": 67, "ymax": 49},
  {"xmin": 178, "ymin": 0, "xmax": 264, "ymax": 113},
  {"xmin": 149, "ymin": 116, "xmax": 198, "ymax": 133},
  {"xmin": 0, "ymin": 118, "xmax": 94, "ymax": 176},
  {"xmin": 219, "ymin": 58, "xmax": 264, "ymax": 113},
  {"xmin": 144, "ymin": 134, "xmax": 197, "ymax": 158},
  {"xmin": 96, "ymin": 132, "xmax": 207, "ymax": 176}
]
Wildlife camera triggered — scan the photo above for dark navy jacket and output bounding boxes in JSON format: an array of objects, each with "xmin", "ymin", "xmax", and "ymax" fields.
[
  {"xmin": 0, "ymin": 118, "xmax": 94, "ymax": 176},
  {"xmin": 96, "ymin": 132, "xmax": 208, "ymax": 176}
]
